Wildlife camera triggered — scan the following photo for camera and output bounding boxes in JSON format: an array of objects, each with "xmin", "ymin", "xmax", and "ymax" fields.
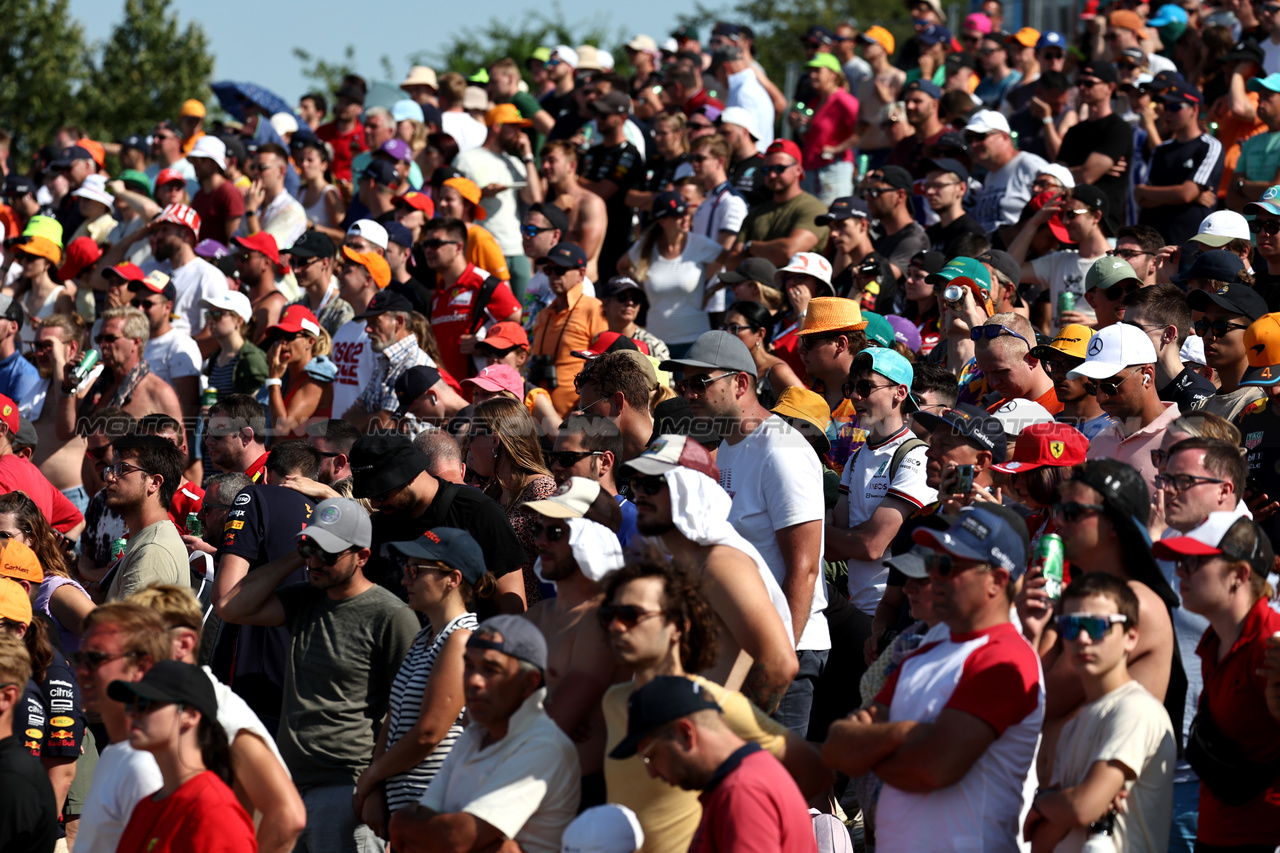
[{"xmin": 527, "ymin": 354, "xmax": 558, "ymax": 389}]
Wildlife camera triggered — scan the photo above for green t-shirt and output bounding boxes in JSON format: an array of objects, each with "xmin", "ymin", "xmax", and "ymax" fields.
[
  {"xmin": 739, "ymin": 191, "xmax": 830, "ymax": 253},
  {"xmin": 276, "ymin": 582, "xmax": 420, "ymax": 789},
  {"xmin": 1237, "ymin": 131, "xmax": 1280, "ymax": 184},
  {"xmin": 508, "ymin": 90, "xmax": 547, "ymax": 157}
]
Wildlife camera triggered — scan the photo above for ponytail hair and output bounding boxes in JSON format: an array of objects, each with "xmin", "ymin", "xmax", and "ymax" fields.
[{"xmin": 197, "ymin": 713, "xmax": 234, "ymax": 787}]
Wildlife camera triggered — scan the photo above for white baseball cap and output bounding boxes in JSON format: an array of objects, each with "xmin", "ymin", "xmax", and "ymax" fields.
[
  {"xmin": 717, "ymin": 106, "xmax": 759, "ymax": 140},
  {"xmin": 1180, "ymin": 334, "xmax": 1206, "ymax": 367},
  {"xmin": 186, "ymin": 135, "xmax": 227, "ymax": 172},
  {"xmin": 775, "ymin": 252, "xmax": 834, "ymax": 291},
  {"xmin": 551, "ymin": 45, "xmax": 579, "ymax": 69},
  {"xmin": 989, "ymin": 398, "xmax": 1055, "ymax": 436},
  {"xmin": 1067, "ymin": 322, "xmax": 1158, "ymax": 380},
  {"xmin": 347, "ymin": 219, "xmax": 388, "ymax": 251},
  {"xmin": 1036, "ymin": 163, "xmax": 1075, "ymax": 190},
  {"xmin": 561, "ymin": 804, "xmax": 644, "ymax": 853},
  {"xmin": 964, "ymin": 109, "xmax": 1011, "ymax": 135},
  {"xmin": 270, "ymin": 112, "xmax": 299, "ymax": 137},
  {"xmin": 1189, "ymin": 210, "xmax": 1251, "ymax": 248},
  {"xmin": 200, "ymin": 290, "xmax": 253, "ymax": 323}
]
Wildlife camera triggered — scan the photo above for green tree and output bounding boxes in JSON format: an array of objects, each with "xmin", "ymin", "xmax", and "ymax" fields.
[
  {"xmin": 426, "ymin": 2, "xmax": 620, "ymax": 76},
  {"xmin": 81, "ymin": 0, "xmax": 214, "ymax": 144},
  {"xmin": 0, "ymin": 0, "xmax": 91, "ymax": 161},
  {"xmin": 293, "ymin": 43, "xmax": 358, "ymax": 98}
]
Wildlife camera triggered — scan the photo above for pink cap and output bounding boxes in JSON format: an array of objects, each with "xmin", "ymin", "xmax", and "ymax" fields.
[
  {"xmin": 462, "ymin": 364, "xmax": 524, "ymax": 398},
  {"xmin": 964, "ymin": 12, "xmax": 993, "ymax": 33}
]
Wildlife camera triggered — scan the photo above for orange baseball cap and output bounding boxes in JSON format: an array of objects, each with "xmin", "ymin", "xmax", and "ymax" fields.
[
  {"xmin": 0, "ymin": 539, "xmax": 43, "ymax": 585},
  {"xmin": 859, "ymin": 26, "xmax": 895, "ymax": 56},
  {"xmin": 481, "ymin": 321, "xmax": 530, "ymax": 350},
  {"xmin": 485, "ymin": 104, "xmax": 532, "ymax": 128},
  {"xmin": 78, "ymin": 138, "xmax": 105, "ymax": 168},
  {"xmin": 341, "ymin": 245, "xmax": 391, "ymax": 289},
  {"xmin": 442, "ymin": 176, "xmax": 487, "ymax": 221},
  {"xmin": 0, "ymin": 578, "xmax": 31, "ymax": 625},
  {"xmin": 1109, "ymin": 9, "xmax": 1148, "ymax": 35},
  {"xmin": 396, "ymin": 191, "xmax": 435, "ymax": 217},
  {"xmin": 1242, "ymin": 313, "xmax": 1280, "ymax": 387}
]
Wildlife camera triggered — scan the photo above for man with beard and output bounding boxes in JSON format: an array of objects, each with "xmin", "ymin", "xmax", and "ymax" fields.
[
  {"xmin": 205, "ymin": 393, "xmax": 271, "ymax": 483},
  {"xmin": 56, "ymin": 306, "xmax": 183, "ymax": 438},
  {"xmin": 306, "ymin": 419, "xmax": 359, "ymax": 486},
  {"xmin": 188, "ymin": 136, "xmax": 244, "ymax": 244},
  {"xmin": 546, "ymin": 415, "xmax": 636, "ymax": 546},
  {"xmin": 541, "ymin": 141, "xmax": 608, "ymax": 281},
  {"xmin": 342, "ymin": 290, "xmax": 434, "ymax": 432},
  {"xmin": 215, "ymin": 496, "xmax": 419, "ymax": 853},
  {"xmin": 623, "ymin": 436, "xmax": 797, "ymax": 713},
  {"xmin": 100, "ymin": 434, "xmax": 188, "ymax": 600},
  {"xmin": 143, "ymin": 204, "xmax": 228, "ymax": 338},
  {"xmin": 521, "ymin": 478, "xmax": 628, "ymax": 810}
]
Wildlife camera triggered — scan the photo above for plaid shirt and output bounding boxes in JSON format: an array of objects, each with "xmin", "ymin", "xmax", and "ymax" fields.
[{"xmin": 356, "ymin": 334, "xmax": 434, "ymax": 414}]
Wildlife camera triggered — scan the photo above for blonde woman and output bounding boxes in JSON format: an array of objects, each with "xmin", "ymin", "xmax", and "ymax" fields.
[
  {"xmin": 263, "ymin": 305, "xmax": 334, "ymax": 437},
  {"xmin": 464, "ymin": 397, "xmax": 556, "ymax": 604},
  {"xmin": 0, "ymin": 492, "xmax": 94, "ymax": 652}
]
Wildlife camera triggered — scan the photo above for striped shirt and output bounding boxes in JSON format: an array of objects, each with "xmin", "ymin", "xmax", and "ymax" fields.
[{"xmin": 385, "ymin": 612, "xmax": 478, "ymax": 811}]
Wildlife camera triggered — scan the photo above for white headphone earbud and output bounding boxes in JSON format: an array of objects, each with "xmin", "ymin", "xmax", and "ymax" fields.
[{"xmin": 1142, "ymin": 375, "xmax": 1149, "ymax": 386}]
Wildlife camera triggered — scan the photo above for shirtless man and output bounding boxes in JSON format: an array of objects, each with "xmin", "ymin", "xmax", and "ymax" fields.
[
  {"xmin": 623, "ymin": 435, "xmax": 798, "ymax": 714},
  {"xmin": 540, "ymin": 140, "xmax": 606, "ymax": 281},
  {"xmin": 521, "ymin": 477, "xmax": 628, "ymax": 811},
  {"xmin": 31, "ymin": 314, "xmax": 88, "ymax": 508},
  {"xmin": 54, "ymin": 305, "xmax": 183, "ymax": 445}
]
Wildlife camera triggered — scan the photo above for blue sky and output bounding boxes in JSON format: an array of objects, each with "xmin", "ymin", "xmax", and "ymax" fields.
[{"xmin": 70, "ymin": 0, "xmax": 701, "ymax": 110}]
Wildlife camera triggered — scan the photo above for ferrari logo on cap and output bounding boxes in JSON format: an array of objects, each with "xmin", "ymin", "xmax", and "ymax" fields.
[
  {"xmin": 1050, "ymin": 441, "xmax": 1064, "ymax": 459},
  {"xmin": 2, "ymin": 406, "xmax": 10, "ymax": 417},
  {"xmin": 1088, "ymin": 338, "xmax": 1104, "ymax": 355}
]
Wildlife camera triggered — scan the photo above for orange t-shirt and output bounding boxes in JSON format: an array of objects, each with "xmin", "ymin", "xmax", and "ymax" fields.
[
  {"xmin": 466, "ymin": 223, "xmax": 510, "ymax": 280},
  {"xmin": 988, "ymin": 385, "xmax": 1064, "ymax": 416}
]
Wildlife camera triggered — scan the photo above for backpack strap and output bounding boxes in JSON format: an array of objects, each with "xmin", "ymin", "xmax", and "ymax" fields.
[
  {"xmin": 468, "ymin": 275, "xmax": 501, "ymax": 335},
  {"xmin": 889, "ymin": 437, "xmax": 927, "ymax": 482}
]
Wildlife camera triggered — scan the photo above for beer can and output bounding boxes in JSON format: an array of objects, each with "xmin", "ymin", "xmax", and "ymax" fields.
[
  {"xmin": 1057, "ymin": 291, "xmax": 1076, "ymax": 315},
  {"xmin": 202, "ymin": 386, "xmax": 218, "ymax": 407},
  {"xmin": 856, "ymin": 153, "xmax": 869, "ymax": 182},
  {"xmin": 1037, "ymin": 533, "xmax": 1066, "ymax": 599},
  {"xmin": 110, "ymin": 538, "xmax": 127, "ymax": 563},
  {"xmin": 943, "ymin": 284, "xmax": 965, "ymax": 305},
  {"xmin": 70, "ymin": 349, "xmax": 99, "ymax": 384},
  {"xmin": 186, "ymin": 512, "xmax": 202, "ymax": 538}
]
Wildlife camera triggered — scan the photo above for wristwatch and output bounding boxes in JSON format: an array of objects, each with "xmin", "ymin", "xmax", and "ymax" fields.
[
  {"xmin": 1041, "ymin": 116, "xmax": 1054, "ymax": 125},
  {"xmin": 742, "ymin": 240, "xmax": 754, "ymax": 257},
  {"xmin": 523, "ymin": 155, "xmax": 536, "ymax": 164}
]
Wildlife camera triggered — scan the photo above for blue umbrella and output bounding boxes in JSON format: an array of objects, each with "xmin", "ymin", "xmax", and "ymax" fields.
[{"xmin": 211, "ymin": 81, "xmax": 297, "ymax": 123}]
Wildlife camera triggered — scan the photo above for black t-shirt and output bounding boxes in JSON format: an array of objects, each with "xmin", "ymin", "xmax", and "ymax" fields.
[
  {"xmin": 1159, "ymin": 366, "xmax": 1216, "ymax": 411},
  {"xmin": 542, "ymin": 90, "xmax": 584, "ymax": 141},
  {"xmin": 1057, "ymin": 113, "xmax": 1132, "ymax": 236},
  {"xmin": 0, "ymin": 736, "xmax": 57, "ymax": 853},
  {"xmin": 387, "ymin": 275, "xmax": 433, "ymax": 315},
  {"xmin": 1007, "ymin": 107, "xmax": 1049, "ymax": 159},
  {"xmin": 367, "ymin": 480, "xmax": 525, "ymax": 597},
  {"xmin": 729, "ymin": 154, "xmax": 769, "ymax": 206},
  {"xmin": 1004, "ymin": 80, "xmax": 1039, "ymax": 114},
  {"xmin": 17, "ymin": 654, "xmax": 85, "ymax": 762},
  {"xmin": 579, "ymin": 141, "xmax": 643, "ymax": 274},
  {"xmin": 213, "ymin": 484, "xmax": 314, "ymax": 724},
  {"xmin": 1141, "ymin": 134, "xmax": 1225, "ymax": 247},
  {"xmin": 873, "ymin": 222, "xmax": 929, "ymax": 277},
  {"xmin": 1254, "ymin": 269, "xmax": 1280, "ymax": 311},
  {"xmin": 926, "ymin": 214, "xmax": 987, "ymax": 255},
  {"xmin": 1238, "ymin": 397, "xmax": 1280, "ymax": 548},
  {"xmin": 637, "ymin": 154, "xmax": 690, "ymax": 193}
]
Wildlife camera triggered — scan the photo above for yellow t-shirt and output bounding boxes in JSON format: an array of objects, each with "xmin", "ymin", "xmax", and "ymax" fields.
[{"xmin": 602, "ymin": 675, "xmax": 790, "ymax": 853}]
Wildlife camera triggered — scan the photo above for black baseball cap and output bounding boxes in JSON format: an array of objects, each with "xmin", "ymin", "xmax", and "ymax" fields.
[
  {"xmin": 1222, "ymin": 39, "xmax": 1265, "ymax": 66},
  {"xmin": 361, "ymin": 160, "xmax": 399, "ymax": 187},
  {"xmin": 652, "ymin": 191, "xmax": 687, "ymax": 220},
  {"xmin": 598, "ymin": 275, "xmax": 648, "ymax": 303},
  {"xmin": 52, "ymin": 145, "xmax": 94, "ymax": 168},
  {"xmin": 120, "ymin": 134, "xmax": 148, "ymax": 155},
  {"xmin": 922, "ymin": 157, "xmax": 970, "ymax": 183},
  {"xmin": 387, "ymin": 528, "xmax": 487, "ymax": 585},
  {"xmin": 349, "ymin": 434, "xmax": 430, "ymax": 498},
  {"xmin": 1157, "ymin": 80, "xmax": 1203, "ymax": 106},
  {"xmin": 903, "ymin": 79, "xmax": 943, "ymax": 99},
  {"xmin": 528, "ymin": 202, "xmax": 569, "ymax": 234},
  {"xmin": 544, "ymin": 242, "xmax": 587, "ymax": 270},
  {"xmin": 912, "ymin": 403, "xmax": 1008, "ymax": 462},
  {"xmin": 868, "ymin": 165, "xmax": 913, "ymax": 191},
  {"xmin": 353, "ymin": 289, "xmax": 414, "ymax": 319},
  {"xmin": 1187, "ymin": 283, "xmax": 1267, "ymax": 322},
  {"xmin": 1071, "ymin": 185, "xmax": 1109, "ymax": 215},
  {"xmin": 932, "ymin": 131, "xmax": 970, "ymax": 154},
  {"xmin": 592, "ymin": 90, "xmax": 631, "ymax": 115},
  {"xmin": 608, "ymin": 676, "xmax": 723, "ymax": 758},
  {"xmin": 717, "ymin": 257, "xmax": 781, "ymax": 290},
  {"xmin": 816, "ymin": 196, "xmax": 870, "ymax": 225},
  {"xmin": 3, "ymin": 175, "xmax": 36, "ymax": 198},
  {"xmin": 910, "ymin": 250, "xmax": 948, "ymax": 275},
  {"xmin": 107, "ymin": 660, "xmax": 218, "ymax": 722},
  {"xmin": 1077, "ymin": 61, "xmax": 1118, "ymax": 85},
  {"xmin": 284, "ymin": 231, "xmax": 335, "ymax": 260},
  {"xmin": 979, "ymin": 249, "xmax": 1020, "ymax": 285},
  {"xmin": 383, "ymin": 222, "xmax": 414, "ymax": 248},
  {"xmin": 394, "ymin": 365, "xmax": 444, "ymax": 415},
  {"xmin": 430, "ymin": 165, "xmax": 463, "ymax": 188},
  {"xmin": 803, "ymin": 25, "xmax": 835, "ymax": 45},
  {"xmin": 1177, "ymin": 249, "xmax": 1248, "ymax": 287}
]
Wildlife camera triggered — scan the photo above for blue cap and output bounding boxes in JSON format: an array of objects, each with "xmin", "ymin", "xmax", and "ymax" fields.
[
  {"xmin": 544, "ymin": 241, "xmax": 587, "ymax": 269},
  {"xmin": 609, "ymin": 676, "xmax": 723, "ymax": 758},
  {"xmin": 361, "ymin": 159, "xmax": 400, "ymax": 187},
  {"xmin": 1036, "ymin": 31, "xmax": 1066, "ymax": 49},
  {"xmin": 903, "ymin": 79, "xmax": 943, "ymax": 99},
  {"xmin": 918, "ymin": 25, "xmax": 952, "ymax": 46},
  {"xmin": 120, "ymin": 134, "xmax": 149, "ymax": 154},
  {"xmin": 1176, "ymin": 250, "xmax": 1248, "ymax": 288},
  {"xmin": 913, "ymin": 505, "xmax": 1030, "ymax": 578},
  {"xmin": 912, "ymin": 403, "xmax": 1008, "ymax": 462},
  {"xmin": 1245, "ymin": 184, "xmax": 1280, "ymax": 217},
  {"xmin": 1149, "ymin": 4, "xmax": 1189, "ymax": 27},
  {"xmin": 383, "ymin": 221, "xmax": 413, "ymax": 248},
  {"xmin": 387, "ymin": 528, "xmax": 486, "ymax": 585},
  {"xmin": 1248, "ymin": 72, "xmax": 1280, "ymax": 95},
  {"xmin": 51, "ymin": 145, "xmax": 94, "ymax": 168},
  {"xmin": 852, "ymin": 347, "xmax": 914, "ymax": 388}
]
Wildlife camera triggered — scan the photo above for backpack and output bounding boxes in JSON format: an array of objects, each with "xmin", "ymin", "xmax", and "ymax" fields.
[{"xmin": 847, "ymin": 436, "xmax": 927, "ymax": 485}]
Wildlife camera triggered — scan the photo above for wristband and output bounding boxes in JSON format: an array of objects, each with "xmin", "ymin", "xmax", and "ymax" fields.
[
  {"xmin": 1041, "ymin": 116, "xmax": 1053, "ymax": 125},
  {"xmin": 263, "ymin": 378, "xmax": 283, "ymax": 387}
]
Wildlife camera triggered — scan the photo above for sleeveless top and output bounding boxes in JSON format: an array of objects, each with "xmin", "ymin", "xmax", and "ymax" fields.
[
  {"xmin": 21, "ymin": 284, "xmax": 66, "ymax": 346},
  {"xmin": 303, "ymin": 185, "xmax": 338, "ymax": 228},
  {"xmin": 34, "ymin": 575, "xmax": 91, "ymax": 653},
  {"xmin": 384, "ymin": 612, "xmax": 479, "ymax": 810}
]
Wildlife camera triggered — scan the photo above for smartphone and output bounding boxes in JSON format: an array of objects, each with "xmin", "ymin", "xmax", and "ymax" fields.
[
  {"xmin": 948, "ymin": 464, "xmax": 974, "ymax": 495},
  {"xmin": 505, "ymin": 181, "xmax": 528, "ymax": 189},
  {"xmin": 1247, "ymin": 476, "xmax": 1265, "ymax": 499}
]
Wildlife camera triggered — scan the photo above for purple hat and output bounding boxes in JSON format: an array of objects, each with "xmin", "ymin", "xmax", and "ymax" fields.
[
  {"xmin": 378, "ymin": 139, "xmax": 413, "ymax": 161},
  {"xmin": 887, "ymin": 315, "xmax": 922, "ymax": 353},
  {"xmin": 194, "ymin": 239, "xmax": 229, "ymax": 259}
]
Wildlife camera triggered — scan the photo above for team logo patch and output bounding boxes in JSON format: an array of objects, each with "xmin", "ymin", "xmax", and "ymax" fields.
[
  {"xmin": 319, "ymin": 505, "xmax": 341, "ymax": 524},
  {"xmin": 1247, "ymin": 431, "xmax": 1265, "ymax": 450},
  {"xmin": 1049, "ymin": 441, "xmax": 1065, "ymax": 459},
  {"xmin": 1087, "ymin": 337, "xmax": 1104, "ymax": 356},
  {"xmin": 234, "ymin": 493, "xmax": 251, "ymax": 506},
  {"xmin": 50, "ymin": 716, "xmax": 73, "ymax": 727},
  {"xmin": 24, "ymin": 729, "xmax": 42, "ymax": 739}
]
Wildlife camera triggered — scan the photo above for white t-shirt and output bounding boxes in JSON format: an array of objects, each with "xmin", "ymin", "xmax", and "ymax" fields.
[
  {"xmin": 454, "ymin": 147, "xmax": 528, "ymax": 256},
  {"xmin": 330, "ymin": 320, "xmax": 374, "ymax": 419},
  {"xmin": 75, "ymin": 741, "xmax": 163, "ymax": 853},
  {"xmin": 837, "ymin": 426, "xmax": 937, "ymax": 614},
  {"xmin": 876, "ymin": 622, "xmax": 1045, "ymax": 853},
  {"xmin": 144, "ymin": 328, "xmax": 202, "ymax": 383},
  {"xmin": 1032, "ymin": 250, "xmax": 1101, "ymax": 330},
  {"xmin": 972, "ymin": 151, "xmax": 1049, "ymax": 233},
  {"xmin": 727, "ymin": 68, "xmax": 776, "ymax": 151},
  {"xmin": 692, "ymin": 184, "xmax": 747, "ymax": 314},
  {"xmin": 1050, "ymin": 680, "xmax": 1175, "ymax": 853},
  {"xmin": 627, "ymin": 233, "xmax": 723, "ymax": 345},
  {"xmin": 166, "ymin": 257, "xmax": 229, "ymax": 336},
  {"xmin": 441, "ymin": 111, "xmax": 489, "ymax": 153},
  {"xmin": 717, "ymin": 415, "xmax": 830, "ymax": 651},
  {"xmin": 205, "ymin": 665, "xmax": 289, "ymax": 776}
]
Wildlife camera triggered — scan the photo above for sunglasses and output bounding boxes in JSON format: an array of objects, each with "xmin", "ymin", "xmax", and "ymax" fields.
[
  {"xmin": 402, "ymin": 560, "xmax": 453, "ymax": 581},
  {"xmin": 841, "ymin": 379, "xmax": 896, "ymax": 399},
  {"xmin": 763, "ymin": 164, "xmax": 794, "ymax": 175},
  {"xmin": 977, "ymin": 47, "xmax": 1000, "ymax": 56},
  {"xmin": 1250, "ymin": 219, "xmax": 1280, "ymax": 236},
  {"xmin": 924, "ymin": 552, "xmax": 988, "ymax": 577},
  {"xmin": 1154, "ymin": 473, "xmax": 1227, "ymax": 492},
  {"xmin": 70, "ymin": 649, "xmax": 141, "ymax": 672},
  {"xmin": 1193, "ymin": 318, "xmax": 1249, "ymax": 338},
  {"xmin": 420, "ymin": 238, "xmax": 461, "ymax": 250},
  {"xmin": 1040, "ymin": 356, "xmax": 1082, "ymax": 376},
  {"xmin": 1057, "ymin": 613, "xmax": 1128, "ymax": 641},
  {"xmin": 690, "ymin": 154, "xmax": 713, "ymax": 163},
  {"xmin": 530, "ymin": 520, "xmax": 568, "ymax": 541},
  {"xmin": 1083, "ymin": 369, "xmax": 1141, "ymax": 396},
  {"xmin": 721, "ymin": 322, "xmax": 758, "ymax": 335},
  {"xmin": 520, "ymin": 224, "xmax": 554, "ymax": 238},
  {"xmin": 969, "ymin": 325, "xmax": 1032, "ymax": 350},
  {"xmin": 611, "ymin": 292, "xmax": 643, "ymax": 305},
  {"xmin": 297, "ymin": 540, "xmax": 353, "ymax": 565},
  {"xmin": 1151, "ymin": 448, "xmax": 1170, "ymax": 469},
  {"xmin": 597, "ymin": 604, "xmax": 665, "ymax": 630},
  {"xmin": 1102, "ymin": 280, "xmax": 1143, "ymax": 301},
  {"xmin": 124, "ymin": 696, "xmax": 172, "ymax": 715},
  {"xmin": 103, "ymin": 461, "xmax": 149, "ymax": 479},
  {"xmin": 674, "ymin": 372, "xmax": 736, "ymax": 394},
  {"xmin": 631, "ymin": 474, "xmax": 668, "ymax": 496},
  {"xmin": 1051, "ymin": 501, "xmax": 1107, "ymax": 523},
  {"xmin": 30, "ymin": 340, "xmax": 55, "ymax": 353},
  {"xmin": 1042, "ymin": 51, "xmax": 1066, "ymax": 60},
  {"xmin": 861, "ymin": 187, "xmax": 895, "ymax": 198},
  {"xmin": 291, "ymin": 255, "xmax": 323, "ymax": 269},
  {"xmin": 1162, "ymin": 102, "xmax": 1188, "ymax": 112},
  {"xmin": 963, "ymin": 131, "xmax": 994, "ymax": 143},
  {"xmin": 1108, "ymin": 248, "xmax": 1150, "ymax": 260},
  {"xmin": 1077, "ymin": 78, "xmax": 1105, "ymax": 87},
  {"xmin": 207, "ymin": 309, "xmax": 235, "ymax": 321},
  {"xmin": 1058, "ymin": 208, "xmax": 1093, "ymax": 221},
  {"xmin": 546, "ymin": 449, "xmax": 602, "ymax": 468},
  {"xmin": 130, "ymin": 298, "xmax": 164, "ymax": 310},
  {"xmin": 95, "ymin": 333, "xmax": 122, "ymax": 345}
]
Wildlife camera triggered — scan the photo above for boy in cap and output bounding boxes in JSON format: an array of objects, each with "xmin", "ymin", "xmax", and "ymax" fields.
[
  {"xmin": 1010, "ymin": 185, "xmax": 1112, "ymax": 331},
  {"xmin": 1187, "ymin": 281, "xmax": 1269, "ymax": 421}
]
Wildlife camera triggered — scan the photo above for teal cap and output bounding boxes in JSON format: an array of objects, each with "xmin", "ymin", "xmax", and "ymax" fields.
[
  {"xmin": 852, "ymin": 347, "xmax": 913, "ymax": 388},
  {"xmin": 861, "ymin": 312, "xmax": 895, "ymax": 348},
  {"xmin": 1248, "ymin": 73, "xmax": 1280, "ymax": 95},
  {"xmin": 925, "ymin": 256, "xmax": 992, "ymax": 293}
]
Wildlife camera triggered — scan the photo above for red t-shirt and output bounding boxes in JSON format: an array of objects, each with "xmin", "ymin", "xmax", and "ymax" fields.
[
  {"xmin": 316, "ymin": 121, "xmax": 367, "ymax": 183},
  {"xmin": 168, "ymin": 480, "xmax": 205, "ymax": 536},
  {"xmin": 1195, "ymin": 597, "xmax": 1280, "ymax": 845},
  {"xmin": 689, "ymin": 746, "xmax": 817, "ymax": 853},
  {"xmin": 0, "ymin": 454, "xmax": 82, "ymax": 534},
  {"xmin": 429, "ymin": 265, "xmax": 521, "ymax": 380},
  {"xmin": 116, "ymin": 770, "xmax": 257, "ymax": 853},
  {"xmin": 244, "ymin": 452, "xmax": 269, "ymax": 484},
  {"xmin": 801, "ymin": 89, "xmax": 859, "ymax": 171},
  {"xmin": 191, "ymin": 181, "xmax": 245, "ymax": 244}
]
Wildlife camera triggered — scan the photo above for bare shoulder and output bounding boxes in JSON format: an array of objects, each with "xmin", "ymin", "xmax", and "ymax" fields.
[{"xmin": 1127, "ymin": 580, "xmax": 1174, "ymax": 634}]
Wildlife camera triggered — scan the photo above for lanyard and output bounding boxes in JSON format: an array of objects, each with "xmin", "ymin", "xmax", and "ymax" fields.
[
  {"xmin": 536, "ymin": 290, "xmax": 585, "ymax": 360},
  {"xmin": 703, "ymin": 184, "xmax": 731, "ymax": 238}
]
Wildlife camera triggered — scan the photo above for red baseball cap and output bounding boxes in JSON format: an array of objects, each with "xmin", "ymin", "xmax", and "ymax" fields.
[
  {"xmin": 396, "ymin": 191, "xmax": 436, "ymax": 217},
  {"xmin": 766, "ymin": 138, "xmax": 803, "ymax": 164},
  {"xmin": 267, "ymin": 305, "xmax": 321, "ymax": 337},
  {"xmin": 233, "ymin": 232, "xmax": 281, "ymax": 266},
  {"xmin": 480, "ymin": 321, "xmax": 530, "ymax": 350},
  {"xmin": 990, "ymin": 421, "xmax": 1088, "ymax": 474},
  {"xmin": 103, "ymin": 262, "xmax": 146, "ymax": 283},
  {"xmin": 571, "ymin": 331, "xmax": 650, "ymax": 359},
  {"xmin": 1029, "ymin": 190, "xmax": 1071, "ymax": 244},
  {"xmin": 152, "ymin": 203, "xmax": 201, "ymax": 239},
  {"xmin": 58, "ymin": 236, "xmax": 102, "ymax": 281},
  {"xmin": 0, "ymin": 395, "xmax": 18, "ymax": 435},
  {"xmin": 154, "ymin": 169, "xmax": 187, "ymax": 190}
]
